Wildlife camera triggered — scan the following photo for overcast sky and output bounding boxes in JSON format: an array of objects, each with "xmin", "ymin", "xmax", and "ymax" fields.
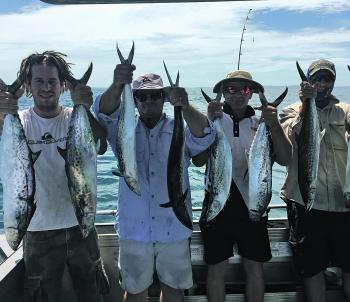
[{"xmin": 1, "ymin": 0, "xmax": 350, "ymax": 87}]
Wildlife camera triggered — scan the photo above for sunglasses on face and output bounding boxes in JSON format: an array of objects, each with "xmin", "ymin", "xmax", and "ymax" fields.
[
  {"xmin": 223, "ymin": 86, "xmax": 252, "ymax": 96},
  {"xmin": 134, "ymin": 91, "xmax": 163, "ymax": 102},
  {"xmin": 310, "ymin": 74, "xmax": 334, "ymax": 84}
]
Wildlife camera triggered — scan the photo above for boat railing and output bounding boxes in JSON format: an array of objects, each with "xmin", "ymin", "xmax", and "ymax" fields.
[{"xmin": 95, "ymin": 203, "xmax": 288, "ymax": 221}]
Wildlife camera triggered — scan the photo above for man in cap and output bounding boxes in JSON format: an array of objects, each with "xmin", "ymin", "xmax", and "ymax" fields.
[
  {"xmin": 280, "ymin": 59, "xmax": 350, "ymax": 301},
  {"xmin": 93, "ymin": 63, "xmax": 216, "ymax": 302},
  {"xmin": 193, "ymin": 70, "xmax": 292, "ymax": 302}
]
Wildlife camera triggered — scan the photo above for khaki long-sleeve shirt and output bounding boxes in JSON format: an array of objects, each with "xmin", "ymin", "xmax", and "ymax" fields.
[{"xmin": 280, "ymin": 96, "xmax": 350, "ymax": 212}]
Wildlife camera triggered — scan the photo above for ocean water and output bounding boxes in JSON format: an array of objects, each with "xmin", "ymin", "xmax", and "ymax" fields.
[{"xmin": 0, "ymin": 86, "xmax": 349, "ymax": 232}]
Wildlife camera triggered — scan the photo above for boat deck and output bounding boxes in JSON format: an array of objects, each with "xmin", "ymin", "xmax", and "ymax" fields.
[{"xmin": 0, "ymin": 220, "xmax": 347, "ymax": 302}]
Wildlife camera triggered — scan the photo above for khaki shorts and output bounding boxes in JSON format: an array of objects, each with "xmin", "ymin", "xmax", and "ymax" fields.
[{"xmin": 118, "ymin": 239, "xmax": 193, "ymax": 294}]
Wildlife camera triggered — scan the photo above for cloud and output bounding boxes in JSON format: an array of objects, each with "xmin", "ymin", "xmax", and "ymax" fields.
[
  {"xmin": 0, "ymin": 1, "xmax": 350, "ymax": 87},
  {"xmin": 19, "ymin": 2, "xmax": 46, "ymax": 14}
]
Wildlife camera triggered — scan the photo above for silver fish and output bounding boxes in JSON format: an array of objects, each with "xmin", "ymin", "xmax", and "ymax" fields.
[
  {"xmin": 58, "ymin": 105, "xmax": 97, "ymax": 238},
  {"xmin": 296, "ymin": 62, "xmax": 325, "ymax": 211},
  {"xmin": 200, "ymin": 88, "xmax": 232, "ymax": 222},
  {"xmin": 115, "ymin": 42, "xmax": 140, "ymax": 195},
  {"xmin": 0, "ymin": 115, "xmax": 39, "ymax": 250},
  {"xmin": 58, "ymin": 63, "xmax": 97, "ymax": 238},
  {"xmin": 0, "ymin": 74, "xmax": 38, "ymax": 251},
  {"xmin": 160, "ymin": 62, "xmax": 192, "ymax": 230},
  {"xmin": 248, "ymin": 89, "xmax": 288, "ymax": 221}
]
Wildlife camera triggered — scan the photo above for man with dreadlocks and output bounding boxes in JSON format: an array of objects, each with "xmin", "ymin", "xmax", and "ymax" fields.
[{"xmin": 0, "ymin": 51, "xmax": 107, "ymax": 302}]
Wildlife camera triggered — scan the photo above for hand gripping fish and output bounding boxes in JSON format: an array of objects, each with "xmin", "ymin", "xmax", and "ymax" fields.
[
  {"xmin": 160, "ymin": 62, "xmax": 192, "ymax": 230},
  {"xmin": 295, "ymin": 61, "xmax": 325, "ymax": 211},
  {"xmin": 343, "ymin": 65, "xmax": 350, "ymax": 207},
  {"xmin": 0, "ymin": 72, "xmax": 41, "ymax": 250},
  {"xmin": 248, "ymin": 88, "xmax": 288, "ymax": 221},
  {"xmin": 114, "ymin": 42, "xmax": 141, "ymax": 196},
  {"xmin": 200, "ymin": 87, "xmax": 232, "ymax": 222},
  {"xmin": 57, "ymin": 63, "xmax": 98, "ymax": 238}
]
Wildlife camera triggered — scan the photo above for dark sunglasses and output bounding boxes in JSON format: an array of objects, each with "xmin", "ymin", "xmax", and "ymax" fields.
[
  {"xmin": 134, "ymin": 91, "xmax": 163, "ymax": 102},
  {"xmin": 310, "ymin": 74, "xmax": 334, "ymax": 83},
  {"xmin": 224, "ymin": 86, "xmax": 251, "ymax": 96}
]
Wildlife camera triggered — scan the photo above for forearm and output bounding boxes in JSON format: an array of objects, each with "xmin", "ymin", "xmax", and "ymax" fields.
[
  {"xmin": 86, "ymin": 110, "xmax": 107, "ymax": 155},
  {"xmin": 183, "ymin": 105, "xmax": 209, "ymax": 137},
  {"xmin": 270, "ymin": 123, "xmax": 292, "ymax": 166},
  {"xmin": 99, "ymin": 83, "xmax": 124, "ymax": 115}
]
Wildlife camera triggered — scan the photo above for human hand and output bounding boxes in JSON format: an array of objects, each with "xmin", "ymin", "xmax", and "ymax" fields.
[
  {"xmin": 207, "ymin": 101, "xmax": 224, "ymax": 121},
  {"xmin": 166, "ymin": 87, "xmax": 189, "ymax": 108},
  {"xmin": 299, "ymin": 81, "xmax": 317, "ymax": 103},
  {"xmin": 113, "ymin": 64, "xmax": 135, "ymax": 87},
  {"xmin": 69, "ymin": 83, "xmax": 93, "ymax": 108},
  {"xmin": 0, "ymin": 78, "xmax": 23, "ymax": 115},
  {"xmin": 261, "ymin": 104, "xmax": 279, "ymax": 128}
]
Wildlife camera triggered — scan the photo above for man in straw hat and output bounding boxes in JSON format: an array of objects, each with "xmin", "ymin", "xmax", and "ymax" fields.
[
  {"xmin": 193, "ymin": 70, "xmax": 292, "ymax": 302},
  {"xmin": 280, "ymin": 59, "xmax": 350, "ymax": 301}
]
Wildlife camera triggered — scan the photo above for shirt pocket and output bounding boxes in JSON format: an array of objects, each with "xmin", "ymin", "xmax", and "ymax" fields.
[{"xmin": 328, "ymin": 120, "xmax": 347, "ymax": 150}]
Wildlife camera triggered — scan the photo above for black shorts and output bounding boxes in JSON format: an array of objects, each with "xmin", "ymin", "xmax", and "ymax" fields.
[
  {"xmin": 287, "ymin": 201, "xmax": 350, "ymax": 277},
  {"xmin": 199, "ymin": 182, "xmax": 272, "ymax": 265}
]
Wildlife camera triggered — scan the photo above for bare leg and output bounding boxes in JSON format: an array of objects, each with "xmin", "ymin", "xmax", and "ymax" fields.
[
  {"xmin": 342, "ymin": 272, "xmax": 350, "ymax": 301},
  {"xmin": 159, "ymin": 282, "xmax": 185, "ymax": 302},
  {"xmin": 303, "ymin": 271, "xmax": 326, "ymax": 302},
  {"xmin": 206, "ymin": 259, "xmax": 228, "ymax": 302},
  {"xmin": 242, "ymin": 258, "xmax": 264, "ymax": 302},
  {"xmin": 123, "ymin": 289, "xmax": 148, "ymax": 302}
]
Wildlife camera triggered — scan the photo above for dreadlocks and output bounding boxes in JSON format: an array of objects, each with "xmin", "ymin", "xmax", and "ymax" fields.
[{"xmin": 18, "ymin": 51, "xmax": 74, "ymax": 97}]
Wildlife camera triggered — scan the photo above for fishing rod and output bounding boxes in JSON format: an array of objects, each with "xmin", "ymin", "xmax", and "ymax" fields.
[{"xmin": 237, "ymin": 8, "xmax": 252, "ymax": 70}]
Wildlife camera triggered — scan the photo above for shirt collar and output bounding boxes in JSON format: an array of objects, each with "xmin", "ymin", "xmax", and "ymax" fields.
[{"xmin": 223, "ymin": 103, "xmax": 255, "ymax": 121}]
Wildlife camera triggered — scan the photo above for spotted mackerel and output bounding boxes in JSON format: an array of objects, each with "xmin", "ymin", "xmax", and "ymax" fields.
[
  {"xmin": 115, "ymin": 42, "xmax": 140, "ymax": 195},
  {"xmin": 248, "ymin": 88, "xmax": 288, "ymax": 221},
  {"xmin": 200, "ymin": 88, "xmax": 232, "ymax": 222},
  {"xmin": 160, "ymin": 62, "xmax": 192, "ymax": 230},
  {"xmin": 58, "ymin": 63, "xmax": 97, "ymax": 238},
  {"xmin": 0, "ymin": 73, "xmax": 40, "ymax": 250},
  {"xmin": 296, "ymin": 61, "xmax": 325, "ymax": 211}
]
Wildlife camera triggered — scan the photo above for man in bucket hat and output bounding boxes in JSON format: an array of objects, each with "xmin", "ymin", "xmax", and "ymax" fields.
[
  {"xmin": 93, "ymin": 62, "xmax": 216, "ymax": 301},
  {"xmin": 280, "ymin": 59, "xmax": 350, "ymax": 301},
  {"xmin": 193, "ymin": 70, "xmax": 292, "ymax": 302}
]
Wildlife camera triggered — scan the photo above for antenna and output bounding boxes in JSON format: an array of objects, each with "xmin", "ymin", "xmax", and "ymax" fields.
[{"xmin": 237, "ymin": 9, "xmax": 252, "ymax": 70}]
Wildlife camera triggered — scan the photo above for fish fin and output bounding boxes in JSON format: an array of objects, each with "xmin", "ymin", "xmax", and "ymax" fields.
[
  {"xmin": 80, "ymin": 62, "xmax": 93, "ymax": 85},
  {"xmin": 296, "ymin": 61, "xmax": 308, "ymax": 82},
  {"xmin": 320, "ymin": 129, "xmax": 326, "ymax": 141},
  {"xmin": 95, "ymin": 139, "xmax": 101, "ymax": 154},
  {"xmin": 159, "ymin": 201, "xmax": 172, "ymax": 208},
  {"xmin": 305, "ymin": 201, "xmax": 313, "ymax": 211},
  {"xmin": 31, "ymin": 150, "xmax": 42, "ymax": 164},
  {"xmin": 295, "ymin": 132, "xmax": 300, "ymax": 146},
  {"xmin": 269, "ymin": 87, "xmax": 288, "ymax": 108},
  {"xmin": 111, "ymin": 169, "xmax": 122, "ymax": 177},
  {"xmin": 201, "ymin": 89, "xmax": 213, "ymax": 103},
  {"xmin": 243, "ymin": 168, "xmax": 249, "ymax": 180},
  {"xmin": 57, "ymin": 146, "xmax": 67, "ymax": 161},
  {"xmin": 182, "ymin": 189, "xmax": 189, "ymax": 201}
]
